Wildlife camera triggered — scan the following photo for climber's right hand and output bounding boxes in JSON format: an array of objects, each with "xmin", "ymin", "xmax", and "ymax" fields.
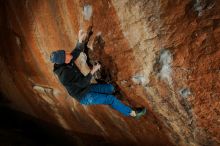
[{"xmin": 90, "ymin": 63, "xmax": 101, "ymax": 75}]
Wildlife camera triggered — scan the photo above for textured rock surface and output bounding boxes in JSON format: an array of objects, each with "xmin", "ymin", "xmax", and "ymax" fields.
[
  {"xmin": 0, "ymin": 0, "xmax": 219, "ymax": 145},
  {"xmin": 113, "ymin": 0, "xmax": 220, "ymax": 145}
]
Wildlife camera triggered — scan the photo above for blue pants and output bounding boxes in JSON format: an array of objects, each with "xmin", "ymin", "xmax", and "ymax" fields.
[{"xmin": 80, "ymin": 84, "xmax": 132, "ymax": 116}]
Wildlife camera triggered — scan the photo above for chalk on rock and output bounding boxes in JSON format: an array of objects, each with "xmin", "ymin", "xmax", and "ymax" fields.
[
  {"xmin": 158, "ymin": 49, "xmax": 172, "ymax": 83},
  {"xmin": 83, "ymin": 5, "xmax": 92, "ymax": 20},
  {"xmin": 179, "ymin": 88, "xmax": 191, "ymax": 98},
  {"xmin": 96, "ymin": 31, "xmax": 102, "ymax": 36},
  {"xmin": 132, "ymin": 73, "xmax": 147, "ymax": 86}
]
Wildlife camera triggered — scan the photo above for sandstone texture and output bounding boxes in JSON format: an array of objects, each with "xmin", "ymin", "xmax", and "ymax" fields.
[{"xmin": 0, "ymin": 0, "xmax": 219, "ymax": 146}]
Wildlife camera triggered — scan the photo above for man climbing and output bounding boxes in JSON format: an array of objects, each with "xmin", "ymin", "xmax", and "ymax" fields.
[{"xmin": 50, "ymin": 28, "xmax": 146, "ymax": 119}]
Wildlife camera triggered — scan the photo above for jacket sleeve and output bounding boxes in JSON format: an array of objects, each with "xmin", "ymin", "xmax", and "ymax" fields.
[
  {"xmin": 71, "ymin": 41, "xmax": 86, "ymax": 61},
  {"xmin": 74, "ymin": 73, "xmax": 92, "ymax": 88}
]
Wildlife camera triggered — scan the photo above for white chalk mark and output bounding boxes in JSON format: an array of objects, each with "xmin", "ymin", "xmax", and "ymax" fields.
[{"xmin": 83, "ymin": 5, "xmax": 93, "ymax": 20}]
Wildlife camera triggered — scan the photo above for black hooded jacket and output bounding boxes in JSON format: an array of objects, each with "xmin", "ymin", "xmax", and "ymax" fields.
[{"xmin": 53, "ymin": 42, "xmax": 92, "ymax": 101}]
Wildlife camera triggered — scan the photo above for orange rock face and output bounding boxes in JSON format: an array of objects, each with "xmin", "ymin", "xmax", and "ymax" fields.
[{"xmin": 0, "ymin": 0, "xmax": 219, "ymax": 145}]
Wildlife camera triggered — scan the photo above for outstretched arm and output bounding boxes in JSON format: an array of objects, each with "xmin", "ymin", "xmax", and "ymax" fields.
[
  {"xmin": 71, "ymin": 41, "xmax": 86, "ymax": 61},
  {"xmin": 84, "ymin": 26, "xmax": 93, "ymax": 46},
  {"xmin": 71, "ymin": 27, "xmax": 93, "ymax": 61}
]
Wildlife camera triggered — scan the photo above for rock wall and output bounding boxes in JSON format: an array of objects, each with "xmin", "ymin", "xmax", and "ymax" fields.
[
  {"xmin": 0, "ymin": 0, "xmax": 219, "ymax": 145},
  {"xmin": 112, "ymin": 0, "xmax": 220, "ymax": 145}
]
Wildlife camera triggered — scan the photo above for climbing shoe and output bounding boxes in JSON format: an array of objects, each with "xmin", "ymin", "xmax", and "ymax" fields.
[{"xmin": 134, "ymin": 108, "xmax": 147, "ymax": 120}]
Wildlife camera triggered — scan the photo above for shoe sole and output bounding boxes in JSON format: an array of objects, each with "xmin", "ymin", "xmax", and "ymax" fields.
[{"xmin": 135, "ymin": 108, "xmax": 147, "ymax": 120}]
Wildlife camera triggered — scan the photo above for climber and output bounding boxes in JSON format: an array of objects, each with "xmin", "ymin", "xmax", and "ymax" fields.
[{"xmin": 50, "ymin": 28, "xmax": 146, "ymax": 119}]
